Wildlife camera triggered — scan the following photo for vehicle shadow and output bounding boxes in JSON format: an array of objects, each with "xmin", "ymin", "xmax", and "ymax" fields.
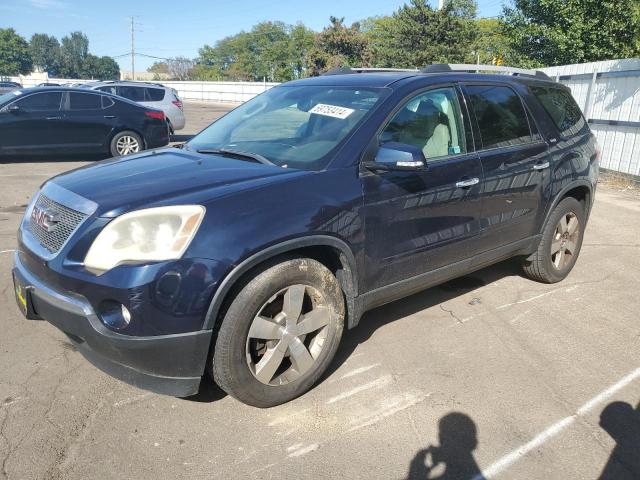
[
  {"xmin": 406, "ymin": 412, "xmax": 483, "ymax": 480},
  {"xmin": 598, "ymin": 400, "xmax": 640, "ymax": 479},
  {"xmin": 323, "ymin": 258, "xmax": 523, "ymax": 382}
]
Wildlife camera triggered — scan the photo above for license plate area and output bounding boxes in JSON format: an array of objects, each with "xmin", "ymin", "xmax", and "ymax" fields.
[{"xmin": 12, "ymin": 272, "xmax": 39, "ymax": 320}]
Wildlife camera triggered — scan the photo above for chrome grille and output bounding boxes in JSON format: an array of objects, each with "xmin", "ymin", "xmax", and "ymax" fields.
[{"xmin": 27, "ymin": 194, "xmax": 88, "ymax": 253}]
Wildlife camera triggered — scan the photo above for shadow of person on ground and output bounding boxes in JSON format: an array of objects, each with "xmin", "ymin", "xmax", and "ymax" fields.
[
  {"xmin": 407, "ymin": 412, "xmax": 483, "ymax": 480},
  {"xmin": 598, "ymin": 400, "xmax": 640, "ymax": 479}
]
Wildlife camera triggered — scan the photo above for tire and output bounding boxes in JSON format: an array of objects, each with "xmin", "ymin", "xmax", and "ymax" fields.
[
  {"xmin": 522, "ymin": 197, "xmax": 586, "ymax": 283},
  {"xmin": 212, "ymin": 258, "xmax": 345, "ymax": 407},
  {"xmin": 110, "ymin": 130, "xmax": 143, "ymax": 157}
]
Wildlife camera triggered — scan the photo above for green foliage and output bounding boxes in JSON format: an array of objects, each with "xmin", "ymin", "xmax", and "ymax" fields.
[
  {"xmin": 81, "ymin": 54, "xmax": 120, "ymax": 80},
  {"xmin": 502, "ymin": 0, "xmax": 640, "ymax": 66},
  {"xmin": 59, "ymin": 31, "xmax": 89, "ymax": 78},
  {"xmin": 195, "ymin": 21, "xmax": 315, "ymax": 81},
  {"xmin": 147, "ymin": 61, "xmax": 169, "ymax": 75},
  {"xmin": 0, "ymin": 28, "xmax": 32, "ymax": 76},
  {"xmin": 29, "ymin": 33, "xmax": 60, "ymax": 75},
  {"xmin": 306, "ymin": 16, "xmax": 370, "ymax": 75}
]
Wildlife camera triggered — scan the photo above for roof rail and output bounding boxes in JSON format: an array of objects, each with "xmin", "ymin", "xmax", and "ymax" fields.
[
  {"xmin": 322, "ymin": 67, "xmax": 419, "ymax": 76},
  {"xmin": 422, "ymin": 63, "xmax": 552, "ymax": 80}
]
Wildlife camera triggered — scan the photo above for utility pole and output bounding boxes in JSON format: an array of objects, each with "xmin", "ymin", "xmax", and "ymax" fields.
[{"xmin": 130, "ymin": 16, "xmax": 135, "ymax": 81}]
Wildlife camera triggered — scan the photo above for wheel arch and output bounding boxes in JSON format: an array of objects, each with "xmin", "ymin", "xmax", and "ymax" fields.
[
  {"xmin": 202, "ymin": 235, "xmax": 359, "ymax": 331},
  {"xmin": 541, "ymin": 180, "xmax": 593, "ymax": 234}
]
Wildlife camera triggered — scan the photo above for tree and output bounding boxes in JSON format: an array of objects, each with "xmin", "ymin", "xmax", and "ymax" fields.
[
  {"xmin": 147, "ymin": 61, "xmax": 169, "ymax": 74},
  {"xmin": 0, "ymin": 28, "xmax": 32, "ymax": 76},
  {"xmin": 59, "ymin": 31, "xmax": 89, "ymax": 78},
  {"xmin": 167, "ymin": 56, "xmax": 194, "ymax": 80},
  {"xmin": 306, "ymin": 16, "xmax": 370, "ymax": 76},
  {"xmin": 502, "ymin": 0, "xmax": 640, "ymax": 66},
  {"xmin": 81, "ymin": 54, "xmax": 120, "ymax": 80},
  {"xmin": 29, "ymin": 33, "xmax": 60, "ymax": 75},
  {"xmin": 366, "ymin": 0, "xmax": 478, "ymax": 68}
]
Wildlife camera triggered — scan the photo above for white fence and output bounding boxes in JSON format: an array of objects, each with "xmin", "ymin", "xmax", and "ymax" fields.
[
  {"xmin": 162, "ymin": 80, "xmax": 278, "ymax": 104},
  {"xmin": 542, "ymin": 59, "xmax": 640, "ymax": 177}
]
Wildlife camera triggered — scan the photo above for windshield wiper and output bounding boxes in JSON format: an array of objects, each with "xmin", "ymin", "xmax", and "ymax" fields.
[{"xmin": 196, "ymin": 148, "xmax": 276, "ymax": 166}]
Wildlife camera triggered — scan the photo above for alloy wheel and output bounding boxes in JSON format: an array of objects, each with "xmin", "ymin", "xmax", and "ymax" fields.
[
  {"xmin": 551, "ymin": 211, "xmax": 580, "ymax": 270},
  {"xmin": 245, "ymin": 284, "xmax": 331, "ymax": 386},
  {"xmin": 116, "ymin": 135, "xmax": 140, "ymax": 155}
]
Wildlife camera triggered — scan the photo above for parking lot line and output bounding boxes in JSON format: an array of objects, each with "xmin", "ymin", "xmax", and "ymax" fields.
[{"xmin": 472, "ymin": 366, "xmax": 640, "ymax": 480}]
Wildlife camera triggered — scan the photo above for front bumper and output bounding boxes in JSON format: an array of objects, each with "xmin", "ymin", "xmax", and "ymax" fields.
[{"xmin": 13, "ymin": 252, "xmax": 212, "ymax": 397}]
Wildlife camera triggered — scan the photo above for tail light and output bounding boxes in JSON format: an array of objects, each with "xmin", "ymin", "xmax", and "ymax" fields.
[
  {"xmin": 145, "ymin": 111, "xmax": 165, "ymax": 121},
  {"xmin": 172, "ymin": 99, "xmax": 183, "ymax": 110}
]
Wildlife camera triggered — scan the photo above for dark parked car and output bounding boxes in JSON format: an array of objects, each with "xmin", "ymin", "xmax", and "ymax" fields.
[
  {"xmin": 12, "ymin": 65, "xmax": 599, "ymax": 407},
  {"xmin": 0, "ymin": 81, "xmax": 22, "ymax": 94},
  {"xmin": 0, "ymin": 87, "xmax": 169, "ymax": 157}
]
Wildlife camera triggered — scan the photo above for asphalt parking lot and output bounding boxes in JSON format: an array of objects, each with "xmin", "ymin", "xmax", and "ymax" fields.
[{"xmin": 0, "ymin": 102, "xmax": 639, "ymax": 480}]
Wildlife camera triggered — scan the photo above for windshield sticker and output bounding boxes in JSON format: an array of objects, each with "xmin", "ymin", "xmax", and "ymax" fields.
[{"xmin": 309, "ymin": 103, "xmax": 354, "ymax": 119}]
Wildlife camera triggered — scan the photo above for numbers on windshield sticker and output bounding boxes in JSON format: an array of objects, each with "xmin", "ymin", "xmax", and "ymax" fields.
[{"xmin": 309, "ymin": 103, "xmax": 354, "ymax": 119}]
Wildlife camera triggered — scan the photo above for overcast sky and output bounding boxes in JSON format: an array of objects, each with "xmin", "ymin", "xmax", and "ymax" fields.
[{"xmin": 2, "ymin": 0, "xmax": 506, "ymax": 72}]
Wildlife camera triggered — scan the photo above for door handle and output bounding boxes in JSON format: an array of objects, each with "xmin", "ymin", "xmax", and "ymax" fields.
[
  {"xmin": 455, "ymin": 177, "xmax": 480, "ymax": 188},
  {"xmin": 103, "ymin": 115, "xmax": 116, "ymax": 119},
  {"xmin": 45, "ymin": 116, "xmax": 61, "ymax": 120},
  {"xmin": 533, "ymin": 161, "xmax": 550, "ymax": 171}
]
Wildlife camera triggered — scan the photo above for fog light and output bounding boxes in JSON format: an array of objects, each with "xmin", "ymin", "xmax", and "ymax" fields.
[{"xmin": 99, "ymin": 301, "xmax": 131, "ymax": 330}]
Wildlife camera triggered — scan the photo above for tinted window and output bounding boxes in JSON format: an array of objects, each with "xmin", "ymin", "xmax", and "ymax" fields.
[
  {"xmin": 118, "ymin": 86, "xmax": 145, "ymax": 102},
  {"xmin": 69, "ymin": 92, "xmax": 102, "ymax": 110},
  {"xmin": 15, "ymin": 92, "xmax": 62, "ymax": 111},
  {"xmin": 380, "ymin": 87, "xmax": 467, "ymax": 159},
  {"xmin": 101, "ymin": 96, "xmax": 115, "ymax": 109},
  {"xmin": 145, "ymin": 88, "xmax": 165, "ymax": 101},
  {"xmin": 530, "ymin": 86, "xmax": 587, "ymax": 137},
  {"xmin": 466, "ymin": 85, "xmax": 532, "ymax": 149},
  {"xmin": 97, "ymin": 86, "xmax": 117, "ymax": 95}
]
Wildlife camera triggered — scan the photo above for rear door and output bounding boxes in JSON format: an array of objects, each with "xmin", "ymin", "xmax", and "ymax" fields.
[
  {"xmin": 62, "ymin": 91, "xmax": 115, "ymax": 151},
  {"xmin": 461, "ymin": 83, "xmax": 551, "ymax": 253},
  {"xmin": 0, "ymin": 91, "xmax": 64, "ymax": 153}
]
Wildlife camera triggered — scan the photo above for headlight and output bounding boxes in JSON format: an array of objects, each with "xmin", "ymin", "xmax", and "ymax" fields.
[{"xmin": 84, "ymin": 205, "xmax": 205, "ymax": 272}]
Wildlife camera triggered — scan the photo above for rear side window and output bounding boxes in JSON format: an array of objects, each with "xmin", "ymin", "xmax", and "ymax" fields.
[
  {"xmin": 145, "ymin": 88, "xmax": 165, "ymax": 101},
  {"xmin": 97, "ymin": 86, "xmax": 117, "ymax": 95},
  {"xmin": 465, "ymin": 85, "xmax": 532, "ymax": 149},
  {"xmin": 118, "ymin": 86, "xmax": 145, "ymax": 102},
  {"xmin": 69, "ymin": 92, "xmax": 102, "ymax": 110},
  {"xmin": 530, "ymin": 86, "xmax": 587, "ymax": 137},
  {"xmin": 14, "ymin": 92, "xmax": 62, "ymax": 111}
]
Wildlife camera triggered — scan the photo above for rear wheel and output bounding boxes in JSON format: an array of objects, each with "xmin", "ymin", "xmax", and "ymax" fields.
[
  {"xmin": 522, "ymin": 197, "xmax": 585, "ymax": 283},
  {"xmin": 110, "ymin": 130, "xmax": 142, "ymax": 157},
  {"xmin": 212, "ymin": 258, "xmax": 344, "ymax": 407}
]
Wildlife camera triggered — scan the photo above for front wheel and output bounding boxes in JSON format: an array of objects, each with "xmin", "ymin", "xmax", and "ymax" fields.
[
  {"xmin": 212, "ymin": 258, "xmax": 344, "ymax": 407},
  {"xmin": 110, "ymin": 130, "xmax": 143, "ymax": 157},
  {"xmin": 522, "ymin": 197, "xmax": 586, "ymax": 283}
]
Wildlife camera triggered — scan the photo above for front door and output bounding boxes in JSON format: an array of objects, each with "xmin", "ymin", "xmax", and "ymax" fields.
[
  {"xmin": 362, "ymin": 86, "xmax": 483, "ymax": 291},
  {"xmin": 0, "ymin": 91, "xmax": 65, "ymax": 153},
  {"xmin": 461, "ymin": 83, "xmax": 552, "ymax": 252}
]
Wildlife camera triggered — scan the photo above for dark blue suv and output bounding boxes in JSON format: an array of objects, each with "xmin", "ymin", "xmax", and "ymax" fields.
[{"xmin": 13, "ymin": 65, "xmax": 599, "ymax": 407}]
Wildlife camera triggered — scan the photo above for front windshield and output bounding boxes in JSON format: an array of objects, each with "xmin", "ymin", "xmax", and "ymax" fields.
[
  {"xmin": 0, "ymin": 90, "xmax": 22, "ymax": 105},
  {"xmin": 187, "ymin": 85, "xmax": 386, "ymax": 171}
]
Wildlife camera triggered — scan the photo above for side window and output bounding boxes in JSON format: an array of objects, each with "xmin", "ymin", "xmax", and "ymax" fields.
[
  {"xmin": 14, "ymin": 92, "xmax": 62, "ymax": 111},
  {"xmin": 69, "ymin": 92, "xmax": 102, "ymax": 110},
  {"xmin": 101, "ymin": 96, "xmax": 115, "ymax": 109},
  {"xmin": 465, "ymin": 85, "xmax": 532, "ymax": 149},
  {"xmin": 530, "ymin": 86, "xmax": 587, "ymax": 137},
  {"xmin": 145, "ymin": 88, "xmax": 165, "ymax": 101},
  {"xmin": 379, "ymin": 87, "xmax": 467, "ymax": 159},
  {"xmin": 118, "ymin": 86, "xmax": 145, "ymax": 102},
  {"xmin": 97, "ymin": 86, "xmax": 117, "ymax": 95}
]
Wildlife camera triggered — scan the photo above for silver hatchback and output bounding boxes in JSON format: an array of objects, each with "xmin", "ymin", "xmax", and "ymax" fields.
[{"xmin": 85, "ymin": 81, "xmax": 185, "ymax": 132}]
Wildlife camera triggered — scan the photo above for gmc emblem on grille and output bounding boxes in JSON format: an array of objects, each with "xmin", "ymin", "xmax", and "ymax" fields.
[{"xmin": 31, "ymin": 206, "xmax": 61, "ymax": 232}]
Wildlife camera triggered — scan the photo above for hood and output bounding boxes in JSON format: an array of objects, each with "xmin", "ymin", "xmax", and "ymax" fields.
[{"xmin": 49, "ymin": 148, "xmax": 302, "ymax": 217}]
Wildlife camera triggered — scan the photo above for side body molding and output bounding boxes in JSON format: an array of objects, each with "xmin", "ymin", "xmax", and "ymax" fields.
[{"xmin": 202, "ymin": 235, "xmax": 359, "ymax": 330}]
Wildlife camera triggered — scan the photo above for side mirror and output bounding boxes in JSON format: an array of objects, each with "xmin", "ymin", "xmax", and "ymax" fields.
[
  {"xmin": 7, "ymin": 105, "xmax": 20, "ymax": 114},
  {"xmin": 364, "ymin": 142, "xmax": 427, "ymax": 171}
]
